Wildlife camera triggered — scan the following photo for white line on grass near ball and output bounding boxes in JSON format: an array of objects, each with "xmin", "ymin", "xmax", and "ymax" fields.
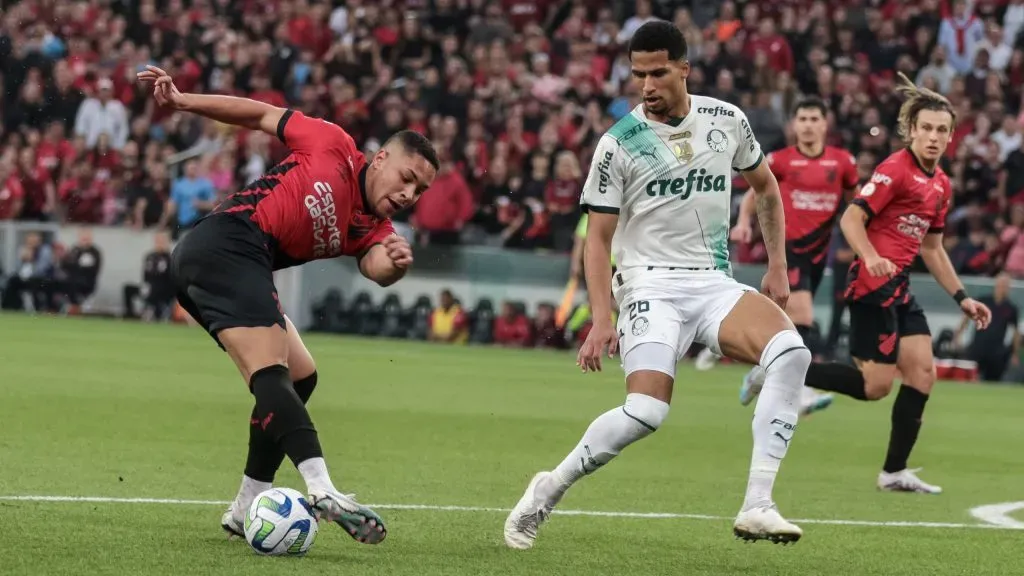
[{"xmin": 0, "ymin": 495, "xmax": 1017, "ymax": 531}]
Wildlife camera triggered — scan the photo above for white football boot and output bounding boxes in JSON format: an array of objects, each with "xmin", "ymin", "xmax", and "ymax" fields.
[
  {"xmin": 695, "ymin": 347, "xmax": 721, "ymax": 371},
  {"xmin": 799, "ymin": 386, "xmax": 834, "ymax": 416},
  {"xmin": 220, "ymin": 507, "xmax": 245, "ymax": 539},
  {"xmin": 877, "ymin": 468, "xmax": 942, "ymax": 494},
  {"xmin": 504, "ymin": 472, "xmax": 559, "ymax": 550},
  {"xmin": 733, "ymin": 505, "xmax": 803, "ymax": 544},
  {"xmin": 308, "ymin": 490, "xmax": 388, "ymax": 544},
  {"xmin": 739, "ymin": 366, "xmax": 766, "ymax": 406}
]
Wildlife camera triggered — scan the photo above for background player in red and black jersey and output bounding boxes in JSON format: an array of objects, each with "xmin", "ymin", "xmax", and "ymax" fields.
[
  {"xmin": 728, "ymin": 98, "xmax": 858, "ymax": 415},
  {"xmin": 138, "ymin": 66, "xmax": 439, "ymax": 545},
  {"xmin": 794, "ymin": 75, "xmax": 991, "ymax": 494}
]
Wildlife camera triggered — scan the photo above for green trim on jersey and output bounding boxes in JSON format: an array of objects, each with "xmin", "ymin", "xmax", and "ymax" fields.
[
  {"xmin": 665, "ymin": 116, "xmax": 685, "ymax": 127},
  {"xmin": 737, "ymin": 151, "xmax": 765, "ymax": 173},
  {"xmin": 707, "ymin": 222, "xmax": 732, "ymax": 274},
  {"xmin": 607, "ymin": 113, "xmax": 673, "ymax": 179}
]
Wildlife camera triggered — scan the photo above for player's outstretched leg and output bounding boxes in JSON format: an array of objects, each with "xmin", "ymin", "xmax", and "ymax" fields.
[
  {"xmin": 220, "ymin": 326, "xmax": 388, "ymax": 545},
  {"xmin": 504, "ymin": 346, "xmax": 673, "ymax": 550},
  {"xmin": 719, "ymin": 293, "xmax": 809, "ymax": 544},
  {"xmin": 222, "ymin": 317, "xmax": 320, "ymax": 538}
]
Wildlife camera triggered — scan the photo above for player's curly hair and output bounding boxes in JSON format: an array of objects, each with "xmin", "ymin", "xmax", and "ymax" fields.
[{"xmin": 894, "ymin": 71, "xmax": 956, "ymax": 144}]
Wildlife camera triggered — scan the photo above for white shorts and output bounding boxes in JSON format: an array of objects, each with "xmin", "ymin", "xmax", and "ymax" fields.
[{"xmin": 614, "ymin": 268, "xmax": 755, "ymax": 373}]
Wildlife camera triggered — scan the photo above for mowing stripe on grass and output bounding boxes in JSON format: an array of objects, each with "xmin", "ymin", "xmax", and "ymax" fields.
[{"xmin": 0, "ymin": 495, "xmax": 1015, "ymax": 531}]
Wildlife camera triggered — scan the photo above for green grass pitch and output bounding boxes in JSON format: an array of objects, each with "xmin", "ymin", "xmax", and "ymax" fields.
[{"xmin": 0, "ymin": 313, "xmax": 1021, "ymax": 575}]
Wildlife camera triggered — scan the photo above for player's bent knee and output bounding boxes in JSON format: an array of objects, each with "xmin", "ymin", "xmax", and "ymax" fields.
[
  {"xmin": 623, "ymin": 392, "xmax": 670, "ymax": 432},
  {"xmin": 219, "ymin": 326, "xmax": 289, "ymax": 382},
  {"xmin": 903, "ymin": 363, "xmax": 936, "ymax": 394},
  {"xmin": 862, "ymin": 374, "xmax": 895, "ymax": 400},
  {"xmin": 760, "ymin": 329, "xmax": 811, "ymax": 387}
]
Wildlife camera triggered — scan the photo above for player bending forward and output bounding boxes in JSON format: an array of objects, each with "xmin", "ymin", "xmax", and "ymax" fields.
[
  {"xmin": 727, "ymin": 97, "xmax": 861, "ymax": 416},
  {"xmin": 137, "ymin": 66, "xmax": 438, "ymax": 543},
  {"xmin": 741, "ymin": 74, "xmax": 991, "ymax": 493},
  {"xmin": 504, "ymin": 21, "xmax": 810, "ymax": 549}
]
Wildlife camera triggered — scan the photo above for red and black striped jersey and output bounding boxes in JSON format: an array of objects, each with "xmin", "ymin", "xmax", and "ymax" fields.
[
  {"xmin": 213, "ymin": 110, "xmax": 394, "ymax": 270},
  {"xmin": 769, "ymin": 145, "xmax": 858, "ymax": 264},
  {"xmin": 844, "ymin": 149, "xmax": 953, "ymax": 306}
]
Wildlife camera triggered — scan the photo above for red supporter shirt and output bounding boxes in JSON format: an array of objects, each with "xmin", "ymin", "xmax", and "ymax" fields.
[
  {"xmin": 213, "ymin": 110, "xmax": 394, "ymax": 270},
  {"xmin": 494, "ymin": 313, "xmax": 532, "ymax": 347},
  {"xmin": 769, "ymin": 145, "xmax": 858, "ymax": 264},
  {"xmin": 845, "ymin": 149, "xmax": 953, "ymax": 306},
  {"xmin": 0, "ymin": 176, "xmax": 25, "ymax": 219}
]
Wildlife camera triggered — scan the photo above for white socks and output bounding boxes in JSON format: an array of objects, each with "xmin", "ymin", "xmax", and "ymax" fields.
[
  {"xmin": 545, "ymin": 393, "xmax": 670, "ymax": 502},
  {"xmin": 297, "ymin": 457, "xmax": 337, "ymax": 495},
  {"xmin": 743, "ymin": 330, "xmax": 809, "ymax": 511},
  {"xmin": 230, "ymin": 475, "xmax": 272, "ymax": 518}
]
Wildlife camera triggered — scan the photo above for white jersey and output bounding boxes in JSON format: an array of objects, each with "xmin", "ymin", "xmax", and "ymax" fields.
[{"xmin": 580, "ymin": 95, "xmax": 764, "ymax": 274}]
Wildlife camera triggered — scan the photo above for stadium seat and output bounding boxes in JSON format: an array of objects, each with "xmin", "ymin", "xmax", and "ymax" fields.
[
  {"xmin": 379, "ymin": 293, "xmax": 407, "ymax": 339},
  {"xmin": 309, "ymin": 289, "xmax": 350, "ymax": 333},
  {"xmin": 348, "ymin": 291, "xmax": 382, "ymax": 336},
  {"xmin": 406, "ymin": 295, "xmax": 433, "ymax": 340},
  {"xmin": 469, "ymin": 298, "xmax": 495, "ymax": 344}
]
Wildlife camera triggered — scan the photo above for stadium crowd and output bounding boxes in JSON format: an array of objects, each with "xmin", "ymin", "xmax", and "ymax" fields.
[
  {"xmin": 1, "ymin": 0, "xmax": 1024, "ymax": 277},
  {"xmin": 0, "ymin": 0, "xmax": 1021, "ymax": 272}
]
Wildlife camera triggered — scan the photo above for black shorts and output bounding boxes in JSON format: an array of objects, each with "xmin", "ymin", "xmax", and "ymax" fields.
[
  {"xmin": 787, "ymin": 250, "xmax": 826, "ymax": 296},
  {"xmin": 847, "ymin": 297, "xmax": 931, "ymax": 364},
  {"xmin": 171, "ymin": 214, "xmax": 284, "ymax": 347}
]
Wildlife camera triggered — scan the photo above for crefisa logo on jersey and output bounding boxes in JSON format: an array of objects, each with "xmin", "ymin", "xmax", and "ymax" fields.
[
  {"xmin": 305, "ymin": 181, "xmax": 342, "ymax": 258},
  {"xmin": 697, "ymin": 106, "xmax": 734, "ymax": 118},
  {"xmin": 596, "ymin": 150, "xmax": 614, "ymax": 194},
  {"xmin": 646, "ymin": 168, "xmax": 727, "ymax": 199}
]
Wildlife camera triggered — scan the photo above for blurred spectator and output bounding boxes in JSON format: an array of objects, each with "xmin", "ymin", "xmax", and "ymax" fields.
[
  {"xmin": 428, "ymin": 289, "xmax": 468, "ymax": 344},
  {"xmin": 955, "ymin": 273, "xmax": 1020, "ymax": 381},
  {"xmin": 0, "ymin": 160, "xmax": 25, "ymax": 220},
  {"xmin": 412, "ymin": 155, "xmax": 474, "ymax": 246},
  {"xmin": 938, "ymin": 0, "xmax": 985, "ymax": 74},
  {"xmin": 532, "ymin": 302, "xmax": 566, "ymax": 349},
  {"xmin": 545, "ymin": 150, "xmax": 581, "ymax": 251},
  {"xmin": 73, "ymin": 78, "xmax": 129, "ymax": 150},
  {"xmin": 165, "ymin": 159, "xmax": 215, "ymax": 237},
  {"xmin": 1, "ymin": 232, "xmax": 55, "ymax": 312},
  {"xmin": 123, "ymin": 231, "xmax": 174, "ymax": 321},
  {"xmin": 60, "ymin": 228, "xmax": 102, "ymax": 313},
  {"xmin": 493, "ymin": 301, "xmax": 531, "ymax": 347}
]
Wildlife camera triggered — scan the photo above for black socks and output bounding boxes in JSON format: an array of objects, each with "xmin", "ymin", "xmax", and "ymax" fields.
[
  {"xmin": 249, "ymin": 365, "xmax": 323, "ymax": 472},
  {"xmin": 805, "ymin": 361, "xmax": 869, "ymax": 400},
  {"xmin": 883, "ymin": 385, "xmax": 929, "ymax": 473},
  {"xmin": 245, "ymin": 371, "xmax": 318, "ymax": 482}
]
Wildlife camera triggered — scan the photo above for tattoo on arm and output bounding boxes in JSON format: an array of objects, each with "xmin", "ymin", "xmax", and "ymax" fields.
[{"xmin": 756, "ymin": 191, "xmax": 784, "ymax": 258}]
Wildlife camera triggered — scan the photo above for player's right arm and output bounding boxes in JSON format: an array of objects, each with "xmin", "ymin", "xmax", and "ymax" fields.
[
  {"xmin": 840, "ymin": 162, "xmax": 899, "ymax": 278},
  {"xmin": 577, "ymin": 135, "xmax": 624, "ymax": 373},
  {"xmin": 137, "ymin": 65, "xmax": 349, "ymax": 153}
]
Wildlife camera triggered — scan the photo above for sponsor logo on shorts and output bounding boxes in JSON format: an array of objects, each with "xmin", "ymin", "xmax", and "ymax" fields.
[
  {"xmin": 631, "ymin": 316, "xmax": 649, "ymax": 336},
  {"xmin": 305, "ymin": 181, "xmax": 342, "ymax": 258}
]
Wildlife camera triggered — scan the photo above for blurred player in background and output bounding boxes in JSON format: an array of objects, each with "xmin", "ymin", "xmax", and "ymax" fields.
[
  {"xmin": 710, "ymin": 97, "xmax": 861, "ymax": 416},
  {"xmin": 505, "ymin": 21, "xmax": 810, "ymax": 549},
  {"xmin": 741, "ymin": 74, "xmax": 991, "ymax": 493},
  {"xmin": 138, "ymin": 65, "xmax": 438, "ymax": 543}
]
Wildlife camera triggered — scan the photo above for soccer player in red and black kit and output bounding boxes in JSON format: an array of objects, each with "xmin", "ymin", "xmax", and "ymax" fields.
[
  {"xmin": 137, "ymin": 66, "xmax": 439, "ymax": 542},
  {"xmin": 720, "ymin": 98, "xmax": 858, "ymax": 415},
  {"xmin": 746, "ymin": 74, "xmax": 991, "ymax": 493}
]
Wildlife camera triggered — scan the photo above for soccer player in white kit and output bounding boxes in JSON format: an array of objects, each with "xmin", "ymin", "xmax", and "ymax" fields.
[{"xmin": 504, "ymin": 21, "xmax": 809, "ymax": 548}]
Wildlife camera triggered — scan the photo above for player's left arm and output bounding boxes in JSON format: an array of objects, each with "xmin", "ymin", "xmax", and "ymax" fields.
[
  {"xmin": 842, "ymin": 152, "xmax": 861, "ymax": 201},
  {"xmin": 733, "ymin": 114, "xmax": 785, "ymax": 267},
  {"xmin": 357, "ymin": 223, "xmax": 411, "ymax": 287},
  {"xmin": 920, "ymin": 191, "xmax": 991, "ymax": 329}
]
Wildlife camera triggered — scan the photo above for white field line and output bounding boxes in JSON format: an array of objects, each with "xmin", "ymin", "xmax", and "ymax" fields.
[
  {"xmin": 968, "ymin": 502, "xmax": 1024, "ymax": 529},
  {"xmin": 0, "ymin": 495, "xmax": 1018, "ymax": 531}
]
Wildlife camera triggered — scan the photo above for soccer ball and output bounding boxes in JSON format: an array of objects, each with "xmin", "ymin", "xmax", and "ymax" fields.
[{"xmin": 244, "ymin": 487, "xmax": 319, "ymax": 556}]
